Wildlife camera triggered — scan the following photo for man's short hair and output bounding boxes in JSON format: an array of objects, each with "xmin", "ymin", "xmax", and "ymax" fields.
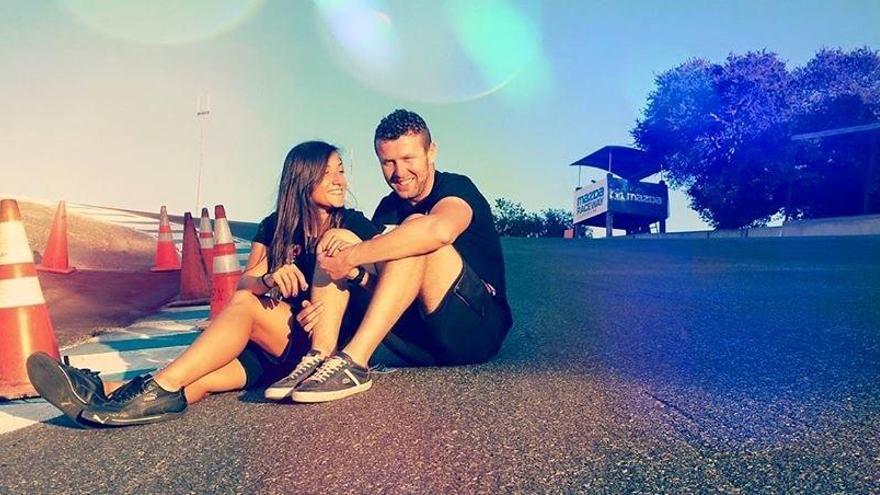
[{"xmin": 374, "ymin": 109, "xmax": 432, "ymax": 148}]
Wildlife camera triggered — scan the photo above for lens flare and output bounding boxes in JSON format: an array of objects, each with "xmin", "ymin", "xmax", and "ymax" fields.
[
  {"xmin": 314, "ymin": 0, "xmax": 545, "ymax": 103},
  {"xmin": 59, "ymin": 0, "xmax": 262, "ymax": 45}
]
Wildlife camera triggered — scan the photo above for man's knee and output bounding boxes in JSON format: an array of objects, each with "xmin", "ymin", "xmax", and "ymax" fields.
[
  {"xmin": 425, "ymin": 244, "xmax": 462, "ymax": 269},
  {"xmin": 402, "ymin": 213, "xmax": 425, "ymax": 224}
]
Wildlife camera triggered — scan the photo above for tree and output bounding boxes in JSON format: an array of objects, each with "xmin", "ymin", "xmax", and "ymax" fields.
[
  {"xmin": 633, "ymin": 47, "xmax": 880, "ymax": 227},
  {"xmin": 633, "ymin": 52, "xmax": 792, "ymax": 228},
  {"xmin": 540, "ymin": 208, "xmax": 572, "ymax": 237},
  {"xmin": 491, "ymin": 199, "xmax": 576, "ymax": 237},
  {"xmin": 492, "ymin": 198, "xmax": 541, "ymax": 237},
  {"xmin": 787, "ymin": 48, "xmax": 880, "ymax": 218}
]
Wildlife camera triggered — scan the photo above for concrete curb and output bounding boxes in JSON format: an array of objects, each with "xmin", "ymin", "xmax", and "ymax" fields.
[{"xmin": 628, "ymin": 214, "xmax": 880, "ymax": 239}]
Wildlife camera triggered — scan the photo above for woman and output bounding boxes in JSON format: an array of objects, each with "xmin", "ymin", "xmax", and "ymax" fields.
[{"xmin": 26, "ymin": 141, "xmax": 380, "ymax": 427}]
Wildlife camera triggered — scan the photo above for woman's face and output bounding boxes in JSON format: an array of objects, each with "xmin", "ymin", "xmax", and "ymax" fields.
[{"xmin": 310, "ymin": 151, "xmax": 347, "ymax": 210}]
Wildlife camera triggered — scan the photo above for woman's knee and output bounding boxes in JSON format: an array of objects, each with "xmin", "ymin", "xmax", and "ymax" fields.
[
  {"xmin": 226, "ymin": 290, "xmax": 272, "ymax": 321},
  {"xmin": 321, "ymin": 228, "xmax": 362, "ymax": 243},
  {"xmin": 230, "ymin": 289, "xmax": 260, "ymax": 307}
]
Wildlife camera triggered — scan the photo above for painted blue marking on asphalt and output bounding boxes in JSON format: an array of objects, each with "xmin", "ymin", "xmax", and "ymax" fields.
[
  {"xmin": 141, "ymin": 309, "xmax": 209, "ymax": 321},
  {"xmin": 64, "ymin": 332, "xmax": 200, "ymax": 356},
  {"xmin": 101, "ymin": 367, "xmax": 160, "ymax": 383}
]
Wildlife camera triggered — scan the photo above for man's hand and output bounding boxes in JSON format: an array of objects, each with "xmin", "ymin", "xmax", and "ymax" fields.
[
  {"xmin": 317, "ymin": 231, "xmax": 354, "ymax": 257},
  {"xmin": 320, "ymin": 237, "xmax": 354, "ymax": 257},
  {"xmin": 264, "ymin": 263, "xmax": 308, "ymax": 298},
  {"xmin": 296, "ymin": 300, "xmax": 323, "ymax": 334},
  {"xmin": 317, "ymin": 245, "xmax": 357, "ymax": 281}
]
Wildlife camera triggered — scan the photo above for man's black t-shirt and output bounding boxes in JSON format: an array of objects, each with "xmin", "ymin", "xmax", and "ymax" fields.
[
  {"xmin": 252, "ymin": 208, "xmax": 380, "ymax": 291},
  {"xmin": 371, "ymin": 171, "xmax": 509, "ymax": 300}
]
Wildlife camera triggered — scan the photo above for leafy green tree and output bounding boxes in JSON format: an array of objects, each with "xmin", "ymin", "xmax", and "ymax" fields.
[
  {"xmin": 492, "ymin": 199, "xmax": 579, "ymax": 237},
  {"xmin": 633, "ymin": 52, "xmax": 792, "ymax": 228},
  {"xmin": 633, "ymin": 47, "xmax": 880, "ymax": 227},
  {"xmin": 492, "ymin": 198, "xmax": 543, "ymax": 237},
  {"xmin": 788, "ymin": 48, "xmax": 880, "ymax": 218},
  {"xmin": 540, "ymin": 208, "xmax": 573, "ymax": 237}
]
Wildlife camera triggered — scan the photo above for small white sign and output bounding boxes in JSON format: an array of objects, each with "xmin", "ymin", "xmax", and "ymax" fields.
[{"xmin": 573, "ymin": 180, "xmax": 608, "ymax": 224}]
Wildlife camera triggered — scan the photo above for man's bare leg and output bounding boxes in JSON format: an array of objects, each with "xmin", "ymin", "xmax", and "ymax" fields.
[{"xmin": 342, "ymin": 215, "xmax": 464, "ymax": 367}]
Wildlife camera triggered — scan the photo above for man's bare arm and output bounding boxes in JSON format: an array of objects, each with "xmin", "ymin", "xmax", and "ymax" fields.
[{"xmin": 349, "ymin": 196, "xmax": 473, "ymax": 267}]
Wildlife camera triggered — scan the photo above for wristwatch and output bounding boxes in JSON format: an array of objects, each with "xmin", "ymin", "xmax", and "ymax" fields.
[{"xmin": 349, "ymin": 267, "xmax": 367, "ymax": 287}]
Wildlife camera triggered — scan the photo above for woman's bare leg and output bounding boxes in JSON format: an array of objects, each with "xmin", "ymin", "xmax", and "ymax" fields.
[
  {"xmin": 183, "ymin": 360, "xmax": 248, "ymax": 403},
  {"xmin": 151, "ymin": 290, "xmax": 293, "ymax": 392}
]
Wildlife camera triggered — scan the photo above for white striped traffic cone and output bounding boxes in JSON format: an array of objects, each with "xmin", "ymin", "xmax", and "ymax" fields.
[
  {"xmin": 151, "ymin": 205, "xmax": 181, "ymax": 272},
  {"xmin": 198, "ymin": 207, "xmax": 214, "ymax": 274},
  {"xmin": 0, "ymin": 199, "xmax": 61, "ymax": 399},
  {"xmin": 209, "ymin": 205, "xmax": 242, "ymax": 319}
]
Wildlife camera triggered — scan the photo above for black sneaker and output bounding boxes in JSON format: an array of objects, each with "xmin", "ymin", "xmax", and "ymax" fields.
[
  {"xmin": 26, "ymin": 352, "xmax": 108, "ymax": 427},
  {"xmin": 291, "ymin": 352, "xmax": 372, "ymax": 403},
  {"xmin": 80, "ymin": 375, "xmax": 187, "ymax": 427},
  {"xmin": 264, "ymin": 350, "xmax": 325, "ymax": 400}
]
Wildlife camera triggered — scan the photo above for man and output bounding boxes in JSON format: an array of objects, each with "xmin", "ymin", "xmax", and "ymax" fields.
[{"xmin": 288, "ymin": 109, "xmax": 513, "ymax": 403}]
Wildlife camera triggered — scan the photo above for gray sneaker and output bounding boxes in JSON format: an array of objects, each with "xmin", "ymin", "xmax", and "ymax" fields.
[
  {"xmin": 264, "ymin": 350, "xmax": 325, "ymax": 400},
  {"xmin": 291, "ymin": 352, "xmax": 372, "ymax": 403}
]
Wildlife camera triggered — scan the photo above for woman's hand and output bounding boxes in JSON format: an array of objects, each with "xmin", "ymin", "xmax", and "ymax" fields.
[
  {"xmin": 264, "ymin": 263, "xmax": 308, "ymax": 298},
  {"xmin": 319, "ymin": 233, "xmax": 353, "ymax": 257},
  {"xmin": 296, "ymin": 300, "xmax": 324, "ymax": 334}
]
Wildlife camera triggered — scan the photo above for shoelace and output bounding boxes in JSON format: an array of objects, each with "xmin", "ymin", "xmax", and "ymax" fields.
[
  {"xmin": 68, "ymin": 363, "xmax": 100, "ymax": 379},
  {"xmin": 108, "ymin": 376, "xmax": 148, "ymax": 404},
  {"xmin": 288, "ymin": 354, "xmax": 323, "ymax": 379},
  {"xmin": 82, "ymin": 369, "xmax": 101, "ymax": 380},
  {"xmin": 307, "ymin": 357, "xmax": 346, "ymax": 384}
]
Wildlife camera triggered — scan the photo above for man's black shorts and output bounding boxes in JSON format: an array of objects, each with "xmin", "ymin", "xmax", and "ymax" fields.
[{"xmin": 366, "ymin": 260, "xmax": 513, "ymax": 367}]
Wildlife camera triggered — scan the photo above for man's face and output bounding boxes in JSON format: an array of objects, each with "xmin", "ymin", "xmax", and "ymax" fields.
[{"xmin": 376, "ymin": 132, "xmax": 437, "ymax": 204}]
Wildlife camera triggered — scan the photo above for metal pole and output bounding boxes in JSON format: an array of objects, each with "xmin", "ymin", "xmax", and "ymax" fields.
[{"xmin": 196, "ymin": 95, "xmax": 211, "ymax": 211}]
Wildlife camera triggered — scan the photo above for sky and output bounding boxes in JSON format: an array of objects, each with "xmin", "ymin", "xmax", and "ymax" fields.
[{"xmin": 3, "ymin": 0, "xmax": 879, "ymax": 232}]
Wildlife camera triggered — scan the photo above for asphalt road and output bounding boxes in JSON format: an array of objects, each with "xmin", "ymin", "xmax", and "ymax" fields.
[{"xmin": 2, "ymin": 236, "xmax": 878, "ymax": 494}]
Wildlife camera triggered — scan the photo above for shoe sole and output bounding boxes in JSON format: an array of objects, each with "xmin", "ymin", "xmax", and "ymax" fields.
[
  {"xmin": 80, "ymin": 409, "xmax": 186, "ymax": 427},
  {"xmin": 264, "ymin": 360, "xmax": 323, "ymax": 401},
  {"xmin": 264, "ymin": 386, "xmax": 295, "ymax": 401},
  {"xmin": 290, "ymin": 380, "xmax": 373, "ymax": 403},
  {"xmin": 25, "ymin": 353, "xmax": 97, "ymax": 428}
]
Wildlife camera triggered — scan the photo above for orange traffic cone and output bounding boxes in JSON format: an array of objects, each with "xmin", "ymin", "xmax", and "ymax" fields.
[
  {"xmin": 209, "ymin": 205, "xmax": 242, "ymax": 319},
  {"xmin": 198, "ymin": 207, "xmax": 214, "ymax": 272},
  {"xmin": 168, "ymin": 212, "xmax": 211, "ymax": 307},
  {"xmin": 36, "ymin": 200, "xmax": 76, "ymax": 274},
  {"xmin": 0, "ymin": 199, "xmax": 61, "ymax": 399},
  {"xmin": 151, "ymin": 205, "xmax": 181, "ymax": 272}
]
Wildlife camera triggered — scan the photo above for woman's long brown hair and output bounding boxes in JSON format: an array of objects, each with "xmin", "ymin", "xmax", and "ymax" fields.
[{"xmin": 269, "ymin": 141, "xmax": 344, "ymax": 271}]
